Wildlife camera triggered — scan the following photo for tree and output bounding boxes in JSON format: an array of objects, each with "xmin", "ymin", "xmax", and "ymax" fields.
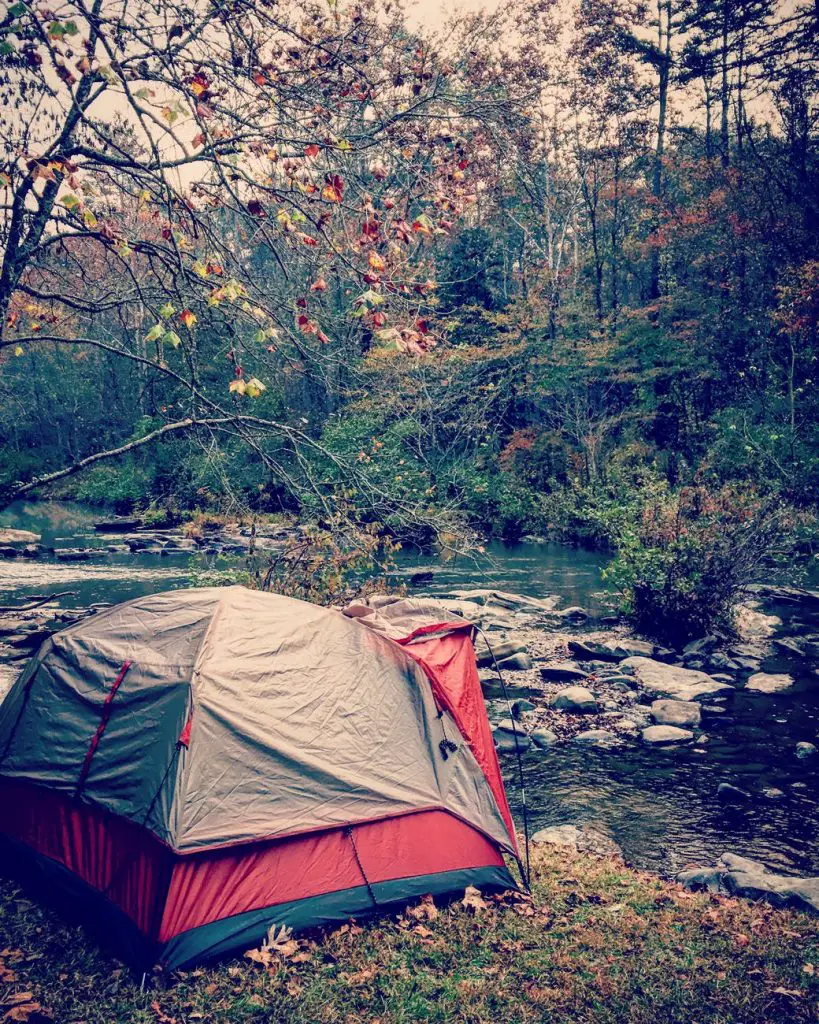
[{"xmin": 0, "ymin": 0, "xmax": 479, "ymax": 515}]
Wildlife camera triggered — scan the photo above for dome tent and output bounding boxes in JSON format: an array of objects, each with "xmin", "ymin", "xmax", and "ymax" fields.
[{"xmin": 0, "ymin": 586, "xmax": 519, "ymax": 969}]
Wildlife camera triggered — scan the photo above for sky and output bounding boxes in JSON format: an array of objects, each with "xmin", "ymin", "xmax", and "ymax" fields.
[{"xmin": 408, "ymin": 0, "xmax": 500, "ymax": 32}]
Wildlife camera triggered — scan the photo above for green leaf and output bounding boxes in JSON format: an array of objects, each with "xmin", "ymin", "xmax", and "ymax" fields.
[
  {"xmin": 144, "ymin": 323, "xmax": 164, "ymax": 342},
  {"xmin": 244, "ymin": 377, "xmax": 266, "ymax": 398},
  {"xmin": 0, "ymin": 41, "xmax": 16, "ymax": 55},
  {"xmin": 8, "ymin": 3, "xmax": 26, "ymax": 18},
  {"xmin": 159, "ymin": 302, "xmax": 176, "ymax": 318},
  {"xmin": 163, "ymin": 330, "xmax": 181, "ymax": 349},
  {"xmin": 62, "ymin": 193, "xmax": 81, "ymax": 211}
]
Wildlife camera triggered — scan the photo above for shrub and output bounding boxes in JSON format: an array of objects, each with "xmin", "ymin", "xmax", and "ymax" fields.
[{"xmin": 603, "ymin": 485, "xmax": 793, "ymax": 646}]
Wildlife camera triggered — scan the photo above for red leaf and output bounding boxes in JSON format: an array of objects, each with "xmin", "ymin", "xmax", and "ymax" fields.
[{"xmin": 304, "ymin": 144, "xmax": 320, "ymax": 158}]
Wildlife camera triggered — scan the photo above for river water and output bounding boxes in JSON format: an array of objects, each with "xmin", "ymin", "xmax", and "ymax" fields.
[{"xmin": 1, "ymin": 500, "xmax": 818, "ymax": 878}]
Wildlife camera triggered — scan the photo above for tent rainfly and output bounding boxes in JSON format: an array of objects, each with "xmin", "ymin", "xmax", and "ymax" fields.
[{"xmin": 0, "ymin": 586, "xmax": 519, "ymax": 969}]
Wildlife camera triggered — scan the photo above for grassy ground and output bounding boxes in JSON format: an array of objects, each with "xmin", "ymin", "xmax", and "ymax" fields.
[{"xmin": 1, "ymin": 847, "xmax": 817, "ymax": 1024}]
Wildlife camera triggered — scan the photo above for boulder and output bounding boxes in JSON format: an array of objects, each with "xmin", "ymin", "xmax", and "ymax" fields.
[
  {"xmin": 772, "ymin": 637, "xmax": 806, "ymax": 658},
  {"xmin": 494, "ymin": 730, "xmax": 531, "ymax": 754},
  {"xmin": 717, "ymin": 782, "xmax": 751, "ymax": 804},
  {"xmin": 567, "ymin": 639, "xmax": 622, "ymax": 663},
  {"xmin": 678, "ymin": 853, "xmax": 819, "ymax": 915},
  {"xmin": 93, "ymin": 517, "xmax": 142, "ymax": 532},
  {"xmin": 539, "ymin": 662, "xmax": 589, "ymax": 683},
  {"xmin": 683, "ymin": 636, "xmax": 720, "ymax": 657},
  {"xmin": 475, "ymin": 638, "xmax": 527, "ymax": 668},
  {"xmin": 0, "ymin": 546, "xmax": 20, "ymax": 558},
  {"xmin": 795, "ymin": 741, "xmax": 817, "ymax": 759},
  {"xmin": 573, "ymin": 729, "xmax": 621, "ymax": 748},
  {"xmin": 496, "ymin": 652, "xmax": 533, "ymax": 671},
  {"xmin": 0, "ymin": 528, "xmax": 40, "ymax": 544},
  {"xmin": 608, "ymin": 639, "xmax": 655, "ymax": 659},
  {"xmin": 745, "ymin": 672, "xmax": 794, "ymax": 694},
  {"xmin": 608, "ymin": 674, "xmax": 638, "ymax": 691},
  {"xmin": 550, "ymin": 686, "xmax": 597, "ymax": 713},
  {"xmin": 55, "ymin": 549, "xmax": 92, "ymax": 562},
  {"xmin": 494, "ymin": 718, "xmax": 527, "ymax": 735},
  {"xmin": 559, "ymin": 606, "xmax": 589, "ymax": 622},
  {"xmin": 621, "ymin": 657, "xmax": 735, "ymax": 702},
  {"xmin": 650, "ymin": 699, "xmax": 701, "ymax": 728},
  {"xmin": 531, "ymin": 727, "xmax": 558, "ymax": 749},
  {"xmin": 641, "ymin": 725, "xmax": 694, "ymax": 745},
  {"xmin": 531, "ymin": 823, "xmax": 622, "ymax": 859},
  {"xmin": 444, "ymin": 589, "xmax": 559, "ymax": 614}
]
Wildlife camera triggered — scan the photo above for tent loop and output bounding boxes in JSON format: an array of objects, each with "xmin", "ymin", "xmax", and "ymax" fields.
[
  {"xmin": 344, "ymin": 826, "xmax": 378, "ymax": 909},
  {"xmin": 472, "ymin": 625, "xmax": 532, "ymax": 892}
]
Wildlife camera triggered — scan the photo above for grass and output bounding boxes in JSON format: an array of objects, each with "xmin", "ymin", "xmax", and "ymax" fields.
[{"xmin": 1, "ymin": 847, "xmax": 817, "ymax": 1024}]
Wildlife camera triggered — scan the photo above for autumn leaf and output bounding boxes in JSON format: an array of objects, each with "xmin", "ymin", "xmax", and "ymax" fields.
[
  {"xmin": 229, "ymin": 379, "xmax": 246, "ymax": 395},
  {"xmin": 144, "ymin": 323, "xmax": 164, "ymax": 342},
  {"xmin": 310, "ymin": 278, "xmax": 327, "ymax": 292},
  {"xmin": 368, "ymin": 251, "xmax": 385, "ymax": 273},
  {"xmin": 412, "ymin": 213, "xmax": 433, "ymax": 236},
  {"xmin": 407, "ymin": 894, "xmax": 438, "ymax": 922},
  {"xmin": 244, "ymin": 377, "xmax": 266, "ymax": 398},
  {"xmin": 304, "ymin": 144, "xmax": 320, "ymax": 158},
  {"xmin": 190, "ymin": 73, "xmax": 209, "ymax": 97},
  {"xmin": 179, "ymin": 310, "xmax": 197, "ymax": 329},
  {"xmin": 461, "ymin": 885, "xmax": 489, "ymax": 913}
]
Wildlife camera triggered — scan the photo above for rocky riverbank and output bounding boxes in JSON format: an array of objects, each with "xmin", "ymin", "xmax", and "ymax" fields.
[
  {"xmin": 0, "ymin": 516, "xmax": 298, "ymax": 564},
  {"xmin": 398, "ymin": 583, "xmax": 819, "ymax": 913}
]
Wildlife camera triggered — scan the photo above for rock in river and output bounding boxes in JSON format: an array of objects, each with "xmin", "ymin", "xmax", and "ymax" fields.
[
  {"xmin": 641, "ymin": 725, "xmax": 694, "ymax": 745},
  {"xmin": 621, "ymin": 657, "xmax": 734, "ymax": 702},
  {"xmin": 796, "ymin": 741, "xmax": 817, "ymax": 759},
  {"xmin": 678, "ymin": 853, "xmax": 819, "ymax": 915},
  {"xmin": 650, "ymin": 699, "xmax": 701, "ymax": 728},
  {"xmin": 745, "ymin": 672, "xmax": 794, "ymax": 693},
  {"xmin": 531, "ymin": 727, "xmax": 558, "ymax": 749},
  {"xmin": 717, "ymin": 782, "xmax": 751, "ymax": 804},
  {"xmin": 550, "ymin": 685, "xmax": 598, "ymax": 713},
  {"xmin": 573, "ymin": 729, "xmax": 621, "ymax": 748},
  {"xmin": 531, "ymin": 823, "xmax": 622, "ymax": 859},
  {"xmin": 0, "ymin": 528, "xmax": 40, "ymax": 544}
]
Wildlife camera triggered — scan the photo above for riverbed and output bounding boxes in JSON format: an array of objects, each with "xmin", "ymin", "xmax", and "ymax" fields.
[{"xmin": 1, "ymin": 500, "xmax": 818, "ymax": 879}]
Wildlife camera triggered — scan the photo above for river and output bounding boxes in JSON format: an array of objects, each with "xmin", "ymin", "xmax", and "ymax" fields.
[{"xmin": 1, "ymin": 500, "xmax": 818, "ymax": 879}]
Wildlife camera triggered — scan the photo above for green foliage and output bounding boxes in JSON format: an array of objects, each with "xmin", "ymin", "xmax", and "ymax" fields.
[{"xmin": 603, "ymin": 485, "xmax": 793, "ymax": 645}]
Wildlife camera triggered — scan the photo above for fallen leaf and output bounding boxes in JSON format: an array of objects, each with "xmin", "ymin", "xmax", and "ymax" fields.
[
  {"xmin": 407, "ymin": 894, "xmax": 437, "ymax": 922},
  {"xmin": 461, "ymin": 885, "xmax": 489, "ymax": 913}
]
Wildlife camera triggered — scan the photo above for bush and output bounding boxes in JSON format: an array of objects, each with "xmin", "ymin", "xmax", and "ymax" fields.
[{"xmin": 603, "ymin": 485, "xmax": 792, "ymax": 646}]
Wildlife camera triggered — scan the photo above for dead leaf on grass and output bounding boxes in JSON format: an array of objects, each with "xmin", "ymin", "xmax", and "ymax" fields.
[
  {"xmin": 461, "ymin": 885, "xmax": 489, "ymax": 913},
  {"xmin": 407, "ymin": 894, "xmax": 438, "ymax": 922}
]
